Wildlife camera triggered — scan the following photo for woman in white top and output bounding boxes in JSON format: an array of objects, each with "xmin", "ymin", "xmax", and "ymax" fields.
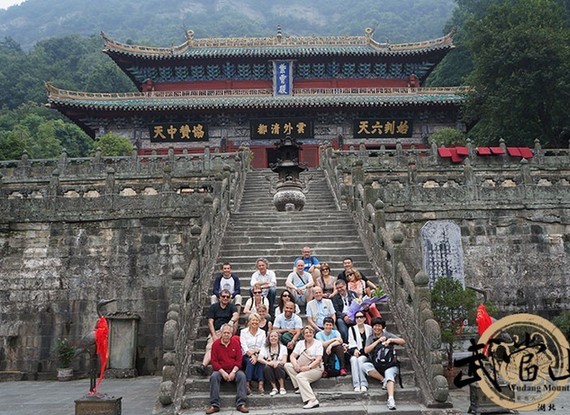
[
  {"xmin": 258, "ymin": 330, "xmax": 288, "ymax": 396},
  {"xmin": 240, "ymin": 313, "xmax": 267, "ymax": 394},
  {"xmin": 284, "ymin": 326, "xmax": 324, "ymax": 409},
  {"xmin": 243, "ymin": 283, "xmax": 270, "ymax": 316},
  {"xmin": 347, "ymin": 311, "xmax": 373, "ymax": 392}
]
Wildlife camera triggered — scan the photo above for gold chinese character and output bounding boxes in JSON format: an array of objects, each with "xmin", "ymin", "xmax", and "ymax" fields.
[
  {"xmin": 396, "ymin": 121, "xmax": 410, "ymax": 135},
  {"xmin": 371, "ymin": 121, "xmax": 383, "ymax": 135},
  {"xmin": 283, "ymin": 122, "xmax": 293, "ymax": 135},
  {"xmin": 257, "ymin": 124, "xmax": 268, "ymax": 135},
  {"xmin": 179, "ymin": 124, "xmax": 191, "ymax": 139},
  {"xmin": 296, "ymin": 122, "xmax": 307, "ymax": 134},
  {"xmin": 153, "ymin": 126, "xmax": 166, "ymax": 139},
  {"xmin": 384, "ymin": 121, "xmax": 396, "ymax": 135},
  {"xmin": 271, "ymin": 123, "xmax": 280, "ymax": 135},
  {"xmin": 167, "ymin": 125, "xmax": 177, "ymax": 139},
  {"xmin": 357, "ymin": 121, "xmax": 370, "ymax": 134},
  {"xmin": 192, "ymin": 124, "xmax": 205, "ymax": 139}
]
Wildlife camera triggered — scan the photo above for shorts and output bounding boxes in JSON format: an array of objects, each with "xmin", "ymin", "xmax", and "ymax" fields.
[{"xmin": 362, "ymin": 361, "xmax": 399, "ymax": 386}]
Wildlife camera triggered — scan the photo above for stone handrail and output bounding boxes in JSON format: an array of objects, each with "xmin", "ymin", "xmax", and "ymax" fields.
[
  {"xmin": 320, "ymin": 139, "xmax": 570, "ymax": 406},
  {"xmin": 157, "ymin": 146, "xmax": 251, "ymax": 412},
  {"xmin": 321, "ymin": 145, "xmax": 450, "ymax": 406}
]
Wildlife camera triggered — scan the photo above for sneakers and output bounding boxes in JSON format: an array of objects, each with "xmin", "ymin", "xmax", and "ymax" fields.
[
  {"xmin": 303, "ymin": 399, "xmax": 320, "ymax": 409},
  {"xmin": 270, "ymin": 388, "xmax": 278, "ymax": 396},
  {"xmin": 387, "ymin": 396, "xmax": 396, "ymax": 410},
  {"xmin": 354, "ymin": 386, "xmax": 361, "ymax": 392},
  {"xmin": 279, "ymin": 388, "xmax": 287, "ymax": 395},
  {"xmin": 294, "ymin": 388, "xmax": 301, "ymax": 394},
  {"xmin": 340, "ymin": 368, "xmax": 348, "ymax": 376},
  {"xmin": 360, "ymin": 386, "xmax": 368, "ymax": 393}
]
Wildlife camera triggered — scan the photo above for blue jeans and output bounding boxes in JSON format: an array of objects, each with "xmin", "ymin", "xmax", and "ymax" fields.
[
  {"xmin": 209, "ymin": 370, "xmax": 247, "ymax": 408},
  {"xmin": 336, "ymin": 317, "xmax": 353, "ymax": 343},
  {"xmin": 243, "ymin": 355, "xmax": 264, "ymax": 382}
]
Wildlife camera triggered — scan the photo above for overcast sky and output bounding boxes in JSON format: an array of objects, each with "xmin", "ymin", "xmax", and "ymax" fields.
[{"xmin": 0, "ymin": 0, "xmax": 24, "ymax": 10}]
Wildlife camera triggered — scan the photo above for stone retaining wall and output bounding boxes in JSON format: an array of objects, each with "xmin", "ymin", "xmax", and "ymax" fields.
[{"xmin": 0, "ymin": 146, "xmax": 250, "ymax": 378}]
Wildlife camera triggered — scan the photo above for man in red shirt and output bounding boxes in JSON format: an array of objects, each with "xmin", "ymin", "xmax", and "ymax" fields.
[{"xmin": 206, "ymin": 323, "xmax": 249, "ymax": 414}]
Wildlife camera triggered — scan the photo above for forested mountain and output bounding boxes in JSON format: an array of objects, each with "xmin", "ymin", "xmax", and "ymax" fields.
[
  {"xmin": 0, "ymin": 0, "xmax": 455, "ymax": 50},
  {"xmin": 1, "ymin": 0, "xmax": 569, "ymax": 160}
]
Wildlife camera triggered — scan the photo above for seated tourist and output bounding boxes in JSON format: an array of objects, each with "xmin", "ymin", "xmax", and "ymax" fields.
[
  {"xmin": 275, "ymin": 289, "xmax": 301, "ymax": 317},
  {"xmin": 362, "ymin": 318, "xmax": 406, "ymax": 411},
  {"xmin": 258, "ymin": 330, "xmax": 288, "ymax": 396},
  {"xmin": 293, "ymin": 246, "xmax": 321, "ymax": 283},
  {"xmin": 337, "ymin": 257, "xmax": 377, "ymax": 292},
  {"xmin": 206, "ymin": 323, "xmax": 249, "ymax": 414},
  {"xmin": 240, "ymin": 313, "xmax": 267, "ymax": 395},
  {"xmin": 273, "ymin": 301, "xmax": 303, "ymax": 351},
  {"xmin": 315, "ymin": 317, "xmax": 347, "ymax": 377},
  {"xmin": 250, "ymin": 258, "xmax": 277, "ymax": 313},
  {"xmin": 284, "ymin": 326, "xmax": 324, "ymax": 409},
  {"xmin": 256, "ymin": 304, "xmax": 272, "ymax": 333},
  {"xmin": 346, "ymin": 268, "xmax": 381, "ymax": 324},
  {"xmin": 243, "ymin": 283, "xmax": 270, "ymax": 316},
  {"xmin": 331, "ymin": 279, "xmax": 359, "ymax": 343},
  {"xmin": 315, "ymin": 262, "xmax": 336, "ymax": 299},
  {"xmin": 306, "ymin": 286, "xmax": 335, "ymax": 332},
  {"xmin": 211, "ymin": 262, "xmax": 242, "ymax": 314},
  {"xmin": 286, "ymin": 259, "xmax": 314, "ymax": 307},
  {"xmin": 199, "ymin": 289, "xmax": 239, "ymax": 376},
  {"xmin": 347, "ymin": 312, "xmax": 373, "ymax": 392}
]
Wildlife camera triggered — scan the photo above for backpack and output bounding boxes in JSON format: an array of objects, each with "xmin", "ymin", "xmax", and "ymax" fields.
[
  {"xmin": 323, "ymin": 353, "xmax": 341, "ymax": 377},
  {"xmin": 372, "ymin": 344, "xmax": 403, "ymax": 387}
]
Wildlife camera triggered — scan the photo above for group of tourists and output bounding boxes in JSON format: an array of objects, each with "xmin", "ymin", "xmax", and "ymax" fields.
[{"xmin": 201, "ymin": 247, "xmax": 405, "ymax": 414}]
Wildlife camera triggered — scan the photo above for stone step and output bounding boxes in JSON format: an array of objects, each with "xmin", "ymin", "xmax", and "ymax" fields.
[
  {"xmin": 181, "ymin": 385, "xmax": 420, "ymax": 411},
  {"xmin": 179, "ymin": 402, "xmax": 429, "ymax": 415},
  {"xmin": 218, "ymin": 250, "xmax": 371, "ymax": 261},
  {"xmin": 183, "ymin": 373, "xmax": 415, "ymax": 394}
]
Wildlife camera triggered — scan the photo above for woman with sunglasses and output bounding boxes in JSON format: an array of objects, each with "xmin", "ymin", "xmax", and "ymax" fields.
[
  {"xmin": 347, "ymin": 312, "xmax": 373, "ymax": 392},
  {"xmin": 315, "ymin": 263, "xmax": 337, "ymax": 299},
  {"xmin": 275, "ymin": 289, "xmax": 300, "ymax": 317},
  {"xmin": 346, "ymin": 268, "xmax": 381, "ymax": 324},
  {"xmin": 243, "ymin": 283, "xmax": 270, "ymax": 316}
]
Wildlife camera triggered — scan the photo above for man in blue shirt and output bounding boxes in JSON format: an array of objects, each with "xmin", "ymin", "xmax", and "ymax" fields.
[{"xmin": 294, "ymin": 246, "xmax": 321, "ymax": 282}]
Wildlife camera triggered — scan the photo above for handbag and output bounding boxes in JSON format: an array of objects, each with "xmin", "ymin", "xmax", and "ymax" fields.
[{"xmin": 297, "ymin": 350, "xmax": 316, "ymax": 367}]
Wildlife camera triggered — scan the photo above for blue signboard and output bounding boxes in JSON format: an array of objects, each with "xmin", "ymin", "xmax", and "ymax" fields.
[{"xmin": 273, "ymin": 61, "xmax": 293, "ymax": 96}]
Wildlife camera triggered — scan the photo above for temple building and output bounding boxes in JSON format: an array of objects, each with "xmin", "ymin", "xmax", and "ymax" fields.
[{"xmin": 46, "ymin": 27, "xmax": 465, "ymax": 168}]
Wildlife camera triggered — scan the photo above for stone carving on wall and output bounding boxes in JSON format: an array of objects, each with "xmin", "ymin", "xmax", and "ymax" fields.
[{"xmin": 421, "ymin": 220, "xmax": 465, "ymax": 288}]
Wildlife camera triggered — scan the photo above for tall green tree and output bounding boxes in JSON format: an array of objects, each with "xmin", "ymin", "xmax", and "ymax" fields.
[
  {"xmin": 95, "ymin": 132, "xmax": 133, "ymax": 156},
  {"xmin": 463, "ymin": 0, "xmax": 570, "ymax": 147}
]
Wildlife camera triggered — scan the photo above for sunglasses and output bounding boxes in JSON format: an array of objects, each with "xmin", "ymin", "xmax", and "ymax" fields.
[
  {"xmin": 355, "ymin": 315, "xmax": 365, "ymax": 318},
  {"xmin": 220, "ymin": 295, "xmax": 230, "ymax": 299},
  {"xmin": 254, "ymin": 291, "xmax": 262, "ymax": 294},
  {"xmin": 282, "ymin": 294, "xmax": 290, "ymax": 297}
]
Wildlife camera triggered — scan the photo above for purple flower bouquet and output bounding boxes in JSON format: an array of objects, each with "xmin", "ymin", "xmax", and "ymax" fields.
[{"xmin": 346, "ymin": 294, "xmax": 388, "ymax": 321}]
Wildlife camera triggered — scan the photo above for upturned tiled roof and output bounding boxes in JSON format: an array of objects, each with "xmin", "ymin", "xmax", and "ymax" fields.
[
  {"xmin": 101, "ymin": 28, "xmax": 454, "ymax": 60},
  {"xmin": 46, "ymin": 84, "xmax": 467, "ymax": 112}
]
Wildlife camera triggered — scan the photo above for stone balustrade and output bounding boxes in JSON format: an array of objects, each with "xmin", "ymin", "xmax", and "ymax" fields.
[{"xmin": 320, "ymin": 140, "xmax": 570, "ymax": 407}]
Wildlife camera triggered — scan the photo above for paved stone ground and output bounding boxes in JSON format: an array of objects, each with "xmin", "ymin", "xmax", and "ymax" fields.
[
  {"xmin": 1, "ymin": 376, "xmax": 569, "ymax": 415},
  {"xmin": 0, "ymin": 376, "xmax": 161, "ymax": 415}
]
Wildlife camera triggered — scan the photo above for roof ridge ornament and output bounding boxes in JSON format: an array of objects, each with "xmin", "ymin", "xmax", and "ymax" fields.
[{"xmin": 276, "ymin": 25, "xmax": 283, "ymax": 44}]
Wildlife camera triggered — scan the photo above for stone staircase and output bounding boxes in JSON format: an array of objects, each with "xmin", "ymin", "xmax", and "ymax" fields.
[{"xmin": 180, "ymin": 169, "xmax": 426, "ymax": 414}]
